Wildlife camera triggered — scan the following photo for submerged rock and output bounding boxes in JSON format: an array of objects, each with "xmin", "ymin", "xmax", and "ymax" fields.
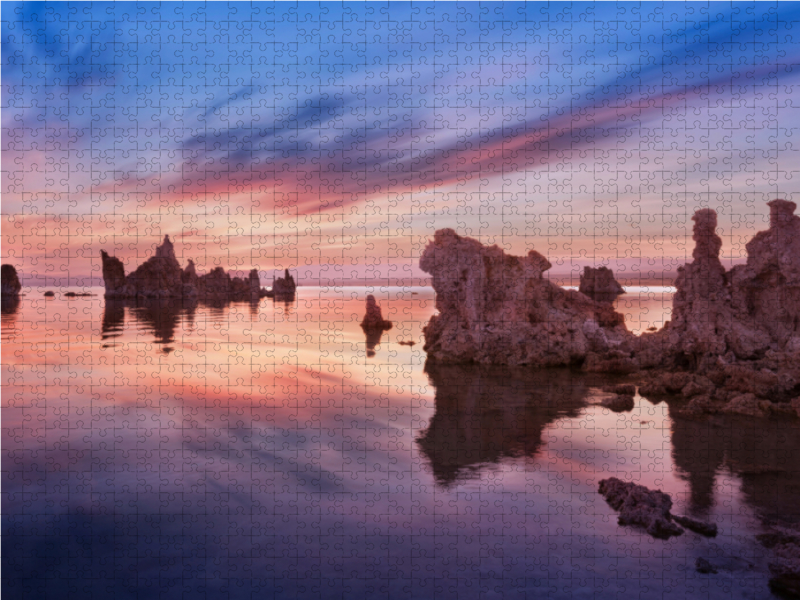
[
  {"xmin": 419, "ymin": 229, "xmax": 633, "ymax": 366},
  {"xmin": 598, "ymin": 477, "xmax": 684, "ymax": 539},
  {"xmin": 598, "ymin": 477, "xmax": 717, "ymax": 540},
  {"xmin": 579, "ymin": 266, "xmax": 625, "ymax": 303},
  {"xmin": 695, "ymin": 558, "xmax": 718, "ymax": 574},
  {"xmin": 1, "ymin": 264, "xmax": 21, "ymax": 296},
  {"xmin": 101, "ymin": 236, "xmax": 273, "ymax": 301},
  {"xmin": 360, "ymin": 295, "xmax": 392, "ymax": 331}
]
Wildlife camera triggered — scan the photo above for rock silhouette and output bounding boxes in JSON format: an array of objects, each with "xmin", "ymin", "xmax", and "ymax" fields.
[
  {"xmin": 360, "ymin": 295, "xmax": 392, "ymax": 331},
  {"xmin": 419, "ymin": 228, "xmax": 632, "ymax": 366},
  {"xmin": 101, "ymin": 236, "xmax": 275, "ymax": 302},
  {"xmin": 265, "ymin": 269, "xmax": 296, "ymax": 300},
  {"xmin": 579, "ymin": 266, "xmax": 625, "ymax": 303},
  {"xmin": 1, "ymin": 264, "xmax": 21, "ymax": 296}
]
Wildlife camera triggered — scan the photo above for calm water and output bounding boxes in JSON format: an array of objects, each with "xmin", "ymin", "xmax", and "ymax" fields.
[{"xmin": 3, "ymin": 286, "xmax": 798, "ymax": 599}]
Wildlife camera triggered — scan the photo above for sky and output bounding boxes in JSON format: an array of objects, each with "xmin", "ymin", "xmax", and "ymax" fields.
[{"xmin": 3, "ymin": 1, "xmax": 800, "ymax": 286}]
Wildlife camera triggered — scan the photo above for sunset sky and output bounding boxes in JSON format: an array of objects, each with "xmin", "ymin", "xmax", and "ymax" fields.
[{"xmin": 3, "ymin": 2, "xmax": 800, "ymax": 285}]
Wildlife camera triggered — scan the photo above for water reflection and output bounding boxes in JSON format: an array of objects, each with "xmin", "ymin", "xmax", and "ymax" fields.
[
  {"xmin": 364, "ymin": 327, "xmax": 385, "ymax": 357},
  {"xmin": 418, "ymin": 363, "xmax": 589, "ymax": 486},
  {"xmin": 102, "ymin": 297, "xmax": 198, "ymax": 345},
  {"xmin": 669, "ymin": 408, "xmax": 800, "ymax": 523}
]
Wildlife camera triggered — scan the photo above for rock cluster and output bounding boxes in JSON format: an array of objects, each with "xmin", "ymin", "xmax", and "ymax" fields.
[
  {"xmin": 758, "ymin": 527, "xmax": 800, "ymax": 597},
  {"xmin": 579, "ymin": 266, "xmax": 625, "ymax": 303},
  {"xmin": 598, "ymin": 477, "xmax": 717, "ymax": 539},
  {"xmin": 1, "ymin": 265, "xmax": 21, "ymax": 296},
  {"xmin": 419, "ymin": 229, "xmax": 632, "ymax": 367},
  {"xmin": 101, "ymin": 236, "xmax": 275, "ymax": 302},
  {"xmin": 266, "ymin": 269, "xmax": 296, "ymax": 300}
]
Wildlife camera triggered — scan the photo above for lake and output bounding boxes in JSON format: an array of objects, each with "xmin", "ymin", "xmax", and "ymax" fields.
[{"xmin": 2, "ymin": 285, "xmax": 796, "ymax": 599}]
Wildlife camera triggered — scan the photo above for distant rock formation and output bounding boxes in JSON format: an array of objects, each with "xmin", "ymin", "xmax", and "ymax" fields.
[
  {"xmin": 101, "ymin": 236, "xmax": 274, "ymax": 301},
  {"xmin": 1, "ymin": 265, "xmax": 21, "ymax": 296},
  {"xmin": 360, "ymin": 295, "xmax": 392, "ymax": 331},
  {"xmin": 579, "ymin": 266, "xmax": 625, "ymax": 303},
  {"xmin": 266, "ymin": 269, "xmax": 296, "ymax": 300},
  {"xmin": 419, "ymin": 229, "xmax": 632, "ymax": 366}
]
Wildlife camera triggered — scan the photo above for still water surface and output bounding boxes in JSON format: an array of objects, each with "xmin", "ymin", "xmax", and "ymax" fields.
[{"xmin": 2, "ymin": 286, "xmax": 797, "ymax": 599}]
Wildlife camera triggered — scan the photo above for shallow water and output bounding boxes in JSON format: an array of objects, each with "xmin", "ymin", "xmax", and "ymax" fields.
[{"xmin": 3, "ymin": 286, "xmax": 799, "ymax": 599}]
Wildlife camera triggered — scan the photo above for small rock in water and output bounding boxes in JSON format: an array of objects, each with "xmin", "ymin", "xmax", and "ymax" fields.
[
  {"xmin": 360, "ymin": 295, "xmax": 392, "ymax": 331},
  {"xmin": 695, "ymin": 558, "xmax": 717, "ymax": 574},
  {"xmin": 398, "ymin": 340, "xmax": 416, "ymax": 346},
  {"xmin": 598, "ymin": 477, "xmax": 684, "ymax": 539},
  {"xmin": 44, "ymin": 291, "xmax": 55, "ymax": 297}
]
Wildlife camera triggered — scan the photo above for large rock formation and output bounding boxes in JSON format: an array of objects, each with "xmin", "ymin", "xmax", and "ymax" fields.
[
  {"xmin": 662, "ymin": 200, "xmax": 800, "ymax": 367},
  {"xmin": 1, "ymin": 265, "xmax": 22, "ymax": 296},
  {"xmin": 101, "ymin": 236, "xmax": 270, "ymax": 301},
  {"xmin": 419, "ymin": 229, "xmax": 632, "ymax": 366},
  {"xmin": 579, "ymin": 266, "xmax": 625, "ymax": 303}
]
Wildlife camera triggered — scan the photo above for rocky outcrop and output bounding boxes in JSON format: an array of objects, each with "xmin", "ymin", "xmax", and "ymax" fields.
[
  {"xmin": 579, "ymin": 266, "xmax": 625, "ymax": 303},
  {"xmin": 664, "ymin": 200, "xmax": 800, "ymax": 367},
  {"xmin": 266, "ymin": 269, "xmax": 296, "ymax": 300},
  {"xmin": 1, "ymin": 265, "xmax": 21, "ymax": 296},
  {"xmin": 360, "ymin": 295, "xmax": 392, "ymax": 331},
  {"xmin": 419, "ymin": 229, "xmax": 633, "ymax": 366},
  {"xmin": 598, "ymin": 477, "xmax": 716, "ymax": 539},
  {"xmin": 101, "ymin": 236, "xmax": 271, "ymax": 301}
]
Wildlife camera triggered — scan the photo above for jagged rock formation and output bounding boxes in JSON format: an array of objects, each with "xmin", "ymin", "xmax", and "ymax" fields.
[
  {"xmin": 419, "ymin": 229, "xmax": 632, "ymax": 367},
  {"xmin": 101, "ymin": 236, "xmax": 271, "ymax": 301},
  {"xmin": 579, "ymin": 266, "xmax": 625, "ymax": 303},
  {"xmin": 266, "ymin": 269, "xmax": 296, "ymax": 299},
  {"xmin": 360, "ymin": 295, "xmax": 392, "ymax": 331},
  {"xmin": 1, "ymin": 265, "xmax": 22, "ymax": 296},
  {"xmin": 598, "ymin": 477, "xmax": 716, "ymax": 539},
  {"xmin": 638, "ymin": 200, "xmax": 800, "ymax": 411},
  {"xmin": 665, "ymin": 200, "xmax": 800, "ymax": 366}
]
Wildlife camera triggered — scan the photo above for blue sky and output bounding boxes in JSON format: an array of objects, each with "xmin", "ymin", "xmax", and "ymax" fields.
[{"xmin": 3, "ymin": 2, "xmax": 800, "ymax": 283}]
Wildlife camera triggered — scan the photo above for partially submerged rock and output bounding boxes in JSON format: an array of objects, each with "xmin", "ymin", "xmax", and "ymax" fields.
[
  {"xmin": 598, "ymin": 477, "xmax": 684, "ymax": 539},
  {"xmin": 695, "ymin": 557, "xmax": 717, "ymax": 574},
  {"xmin": 1, "ymin": 265, "xmax": 21, "ymax": 296},
  {"xmin": 360, "ymin": 295, "xmax": 392, "ymax": 331},
  {"xmin": 579, "ymin": 266, "xmax": 625, "ymax": 303},
  {"xmin": 101, "ymin": 236, "xmax": 274, "ymax": 302},
  {"xmin": 419, "ymin": 229, "xmax": 633, "ymax": 366},
  {"xmin": 598, "ymin": 477, "xmax": 717, "ymax": 539}
]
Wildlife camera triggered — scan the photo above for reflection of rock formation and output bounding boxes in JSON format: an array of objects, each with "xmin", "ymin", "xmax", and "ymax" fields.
[
  {"xmin": 670, "ymin": 404, "xmax": 800, "ymax": 519},
  {"xmin": 101, "ymin": 297, "xmax": 198, "ymax": 345},
  {"xmin": 417, "ymin": 364, "xmax": 588, "ymax": 486},
  {"xmin": 265, "ymin": 269, "xmax": 296, "ymax": 300},
  {"xmin": 101, "ymin": 300, "xmax": 125, "ymax": 341},
  {"xmin": 579, "ymin": 266, "xmax": 625, "ymax": 303},
  {"xmin": 1, "ymin": 264, "xmax": 22, "ymax": 297},
  {"xmin": 101, "ymin": 236, "xmax": 271, "ymax": 301},
  {"xmin": 419, "ymin": 229, "xmax": 631, "ymax": 366},
  {"xmin": 364, "ymin": 328, "xmax": 385, "ymax": 358}
]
